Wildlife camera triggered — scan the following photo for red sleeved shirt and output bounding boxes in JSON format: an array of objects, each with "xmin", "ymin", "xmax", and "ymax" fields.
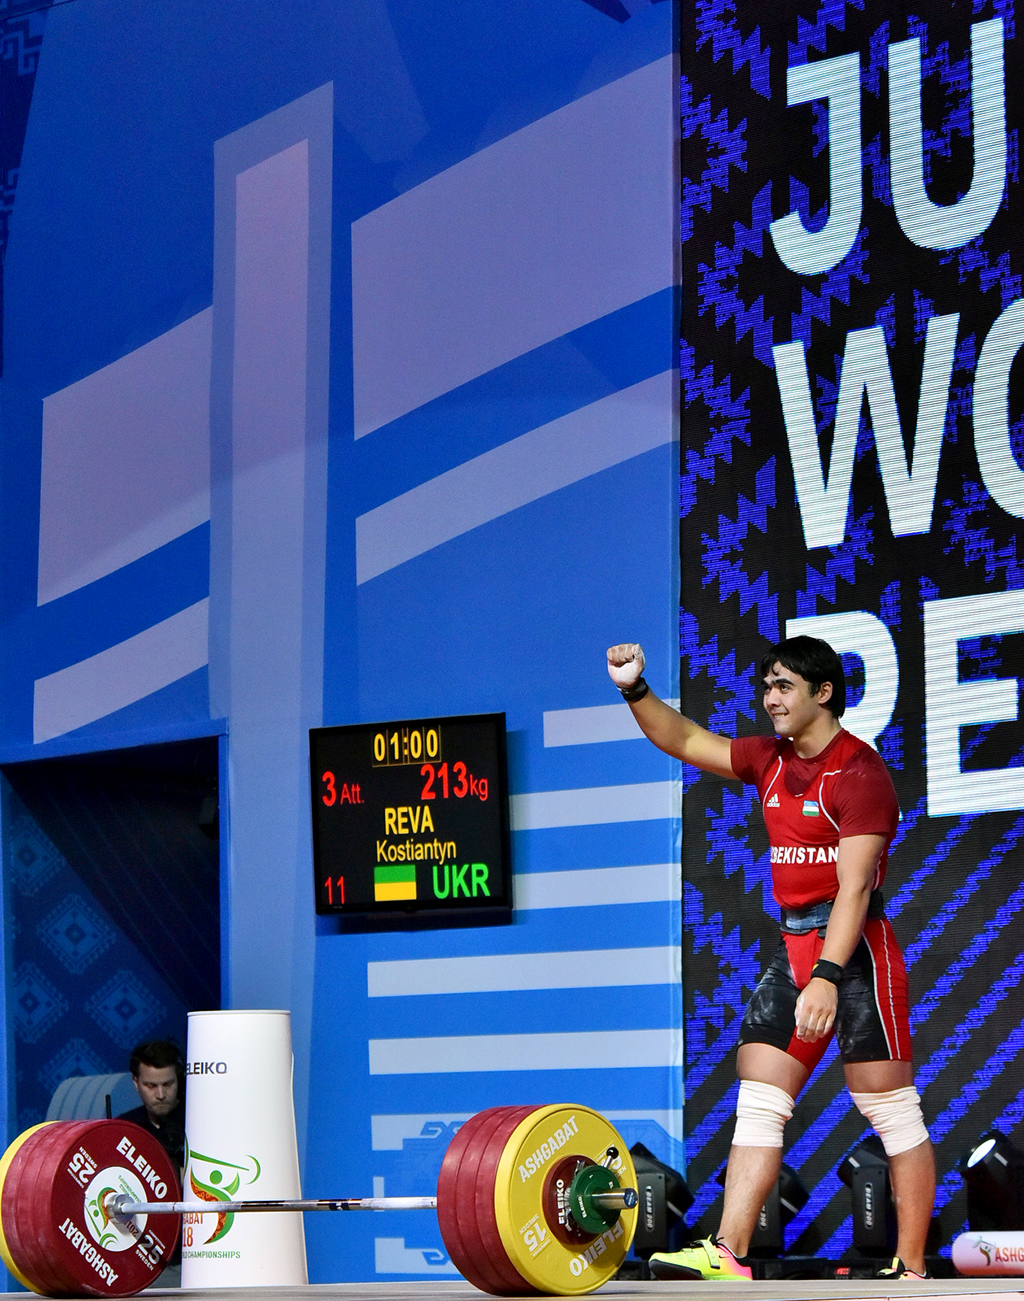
[{"xmin": 730, "ymin": 729, "xmax": 899, "ymax": 909}]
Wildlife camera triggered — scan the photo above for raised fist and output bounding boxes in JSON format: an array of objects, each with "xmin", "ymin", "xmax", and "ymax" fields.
[{"xmin": 607, "ymin": 643, "xmax": 645, "ymax": 690}]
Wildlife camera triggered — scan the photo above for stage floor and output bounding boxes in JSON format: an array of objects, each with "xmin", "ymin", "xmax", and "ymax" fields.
[{"xmin": 0, "ymin": 1280, "xmax": 1013, "ymax": 1301}]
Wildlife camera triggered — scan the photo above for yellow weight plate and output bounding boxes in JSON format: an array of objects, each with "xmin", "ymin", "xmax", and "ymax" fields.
[
  {"xmin": 0, "ymin": 1123, "xmax": 52, "ymax": 1292},
  {"xmin": 493, "ymin": 1105, "xmax": 637, "ymax": 1295}
]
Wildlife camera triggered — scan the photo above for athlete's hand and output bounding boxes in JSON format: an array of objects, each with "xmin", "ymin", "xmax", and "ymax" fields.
[
  {"xmin": 607, "ymin": 643, "xmax": 645, "ymax": 690},
  {"xmin": 794, "ymin": 978, "xmax": 837, "ymax": 1042}
]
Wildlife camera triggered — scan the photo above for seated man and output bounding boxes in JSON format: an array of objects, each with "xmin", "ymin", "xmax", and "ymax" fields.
[{"xmin": 118, "ymin": 1039, "xmax": 186, "ymax": 1170}]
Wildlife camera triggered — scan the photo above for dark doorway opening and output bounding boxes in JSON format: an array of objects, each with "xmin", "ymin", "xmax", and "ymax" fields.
[{"xmin": 3, "ymin": 737, "xmax": 221, "ymax": 1127}]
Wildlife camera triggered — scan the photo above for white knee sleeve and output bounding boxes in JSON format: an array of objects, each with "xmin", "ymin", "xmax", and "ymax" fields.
[
  {"xmin": 850, "ymin": 1086, "xmax": 929, "ymax": 1156},
  {"xmin": 732, "ymin": 1081, "xmax": 795, "ymax": 1148}
]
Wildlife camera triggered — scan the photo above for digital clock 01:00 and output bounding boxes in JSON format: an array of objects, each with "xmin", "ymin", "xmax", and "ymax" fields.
[{"xmin": 372, "ymin": 724, "xmax": 441, "ymax": 767}]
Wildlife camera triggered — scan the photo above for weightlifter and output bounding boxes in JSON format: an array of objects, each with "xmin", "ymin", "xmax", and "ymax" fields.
[{"xmin": 606, "ymin": 635, "xmax": 934, "ymax": 1281}]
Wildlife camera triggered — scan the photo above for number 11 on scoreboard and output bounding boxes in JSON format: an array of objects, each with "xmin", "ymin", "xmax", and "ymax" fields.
[{"xmin": 323, "ymin": 875, "xmax": 345, "ymax": 906}]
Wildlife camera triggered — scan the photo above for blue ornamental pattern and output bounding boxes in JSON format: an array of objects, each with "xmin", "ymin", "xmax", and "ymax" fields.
[
  {"xmin": 3, "ymin": 782, "xmax": 188, "ymax": 1127},
  {"xmin": 12, "ymin": 961, "xmax": 67, "ymax": 1044},
  {"xmin": 86, "ymin": 970, "xmax": 167, "ymax": 1048},
  {"xmin": 36, "ymin": 894, "xmax": 116, "ymax": 975},
  {"xmin": 681, "ymin": 0, "xmax": 1024, "ymax": 1257}
]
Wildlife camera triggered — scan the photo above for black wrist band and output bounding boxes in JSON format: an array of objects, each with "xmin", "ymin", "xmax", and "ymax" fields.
[
  {"xmin": 811, "ymin": 959, "xmax": 844, "ymax": 986},
  {"xmin": 619, "ymin": 677, "xmax": 649, "ymax": 703}
]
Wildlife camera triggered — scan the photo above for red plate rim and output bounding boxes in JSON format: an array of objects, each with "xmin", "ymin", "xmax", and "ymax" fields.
[
  {"xmin": 5, "ymin": 1121, "xmax": 93, "ymax": 1296},
  {"xmin": 474, "ymin": 1106, "xmax": 541, "ymax": 1295},
  {"xmin": 438, "ymin": 1107, "xmax": 518, "ymax": 1295}
]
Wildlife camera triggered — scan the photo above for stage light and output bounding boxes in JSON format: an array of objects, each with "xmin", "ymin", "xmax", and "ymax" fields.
[
  {"xmin": 959, "ymin": 1131, "xmax": 1024, "ymax": 1231},
  {"xmin": 748, "ymin": 1164, "xmax": 809, "ymax": 1257},
  {"xmin": 838, "ymin": 1135, "xmax": 895, "ymax": 1256},
  {"xmin": 712, "ymin": 1161, "xmax": 808, "ymax": 1258},
  {"xmin": 628, "ymin": 1142, "xmax": 693, "ymax": 1257}
]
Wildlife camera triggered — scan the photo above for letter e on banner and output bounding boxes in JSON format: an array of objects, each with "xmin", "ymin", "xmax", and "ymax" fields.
[{"xmin": 924, "ymin": 591, "xmax": 1024, "ymax": 815}]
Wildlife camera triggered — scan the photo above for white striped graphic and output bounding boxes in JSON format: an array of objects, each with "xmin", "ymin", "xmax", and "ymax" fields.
[
  {"xmin": 514, "ymin": 862, "xmax": 680, "ymax": 910},
  {"xmin": 374, "ymin": 1239, "xmax": 458, "ymax": 1276},
  {"xmin": 351, "ymin": 54, "xmax": 675, "ymax": 437},
  {"xmin": 372, "ymin": 1115, "xmax": 470, "ymax": 1150},
  {"xmin": 543, "ymin": 699, "xmax": 680, "ymax": 747},
  {"xmin": 38, "ymin": 309, "xmax": 212, "ymax": 606},
  {"xmin": 367, "ymin": 945, "xmax": 679, "ymax": 998},
  {"xmin": 356, "ymin": 369, "xmax": 674, "ymax": 584},
  {"xmin": 33, "ymin": 599, "xmax": 209, "ymax": 744},
  {"xmin": 368, "ymin": 1028, "xmax": 680, "ymax": 1076},
  {"xmin": 370, "ymin": 1109, "xmax": 683, "ymax": 1150},
  {"xmin": 509, "ymin": 779, "xmax": 678, "ymax": 831}
]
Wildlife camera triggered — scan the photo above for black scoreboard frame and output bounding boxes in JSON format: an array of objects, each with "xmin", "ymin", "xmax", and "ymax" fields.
[{"xmin": 309, "ymin": 710, "xmax": 512, "ymax": 926}]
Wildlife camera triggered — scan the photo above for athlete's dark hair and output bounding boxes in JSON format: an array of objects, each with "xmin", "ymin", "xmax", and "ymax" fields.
[
  {"xmin": 759, "ymin": 635, "xmax": 846, "ymax": 718},
  {"xmin": 130, "ymin": 1039, "xmax": 184, "ymax": 1084}
]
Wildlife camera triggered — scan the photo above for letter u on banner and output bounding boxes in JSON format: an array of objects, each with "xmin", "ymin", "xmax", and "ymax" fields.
[{"xmin": 889, "ymin": 19, "xmax": 1006, "ymax": 250}]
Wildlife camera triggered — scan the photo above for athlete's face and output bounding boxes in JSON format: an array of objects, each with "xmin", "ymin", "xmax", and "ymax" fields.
[{"xmin": 762, "ymin": 662, "xmax": 832, "ymax": 738}]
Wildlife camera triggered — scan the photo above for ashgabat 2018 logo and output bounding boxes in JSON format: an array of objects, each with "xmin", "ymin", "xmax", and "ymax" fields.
[{"xmin": 182, "ymin": 1143, "xmax": 261, "ymax": 1247}]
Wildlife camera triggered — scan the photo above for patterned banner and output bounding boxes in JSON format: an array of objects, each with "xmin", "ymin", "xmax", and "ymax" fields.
[{"xmin": 681, "ymin": 0, "xmax": 1024, "ymax": 1256}]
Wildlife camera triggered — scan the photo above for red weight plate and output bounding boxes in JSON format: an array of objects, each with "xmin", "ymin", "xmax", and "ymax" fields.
[
  {"xmin": 473, "ymin": 1106, "xmax": 540, "ymax": 1295},
  {"xmin": 4, "ymin": 1122, "xmax": 92, "ymax": 1295},
  {"xmin": 0, "ymin": 1123, "xmax": 52, "ymax": 1292},
  {"xmin": 455, "ymin": 1108, "xmax": 534, "ymax": 1297},
  {"xmin": 14, "ymin": 1121, "xmax": 127, "ymax": 1297},
  {"xmin": 35, "ymin": 1119, "xmax": 180, "ymax": 1297},
  {"xmin": 436, "ymin": 1107, "xmax": 494, "ymax": 1291},
  {"xmin": 24, "ymin": 1122, "xmax": 103, "ymax": 1296},
  {"xmin": 1, "ymin": 1124, "xmax": 64, "ymax": 1294},
  {"xmin": 438, "ymin": 1107, "xmax": 517, "ymax": 1295}
]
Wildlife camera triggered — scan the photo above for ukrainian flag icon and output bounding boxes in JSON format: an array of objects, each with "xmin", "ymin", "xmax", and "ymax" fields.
[{"xmin": 374, "ymin": 863, "xmax": 417, "ymax": 901}]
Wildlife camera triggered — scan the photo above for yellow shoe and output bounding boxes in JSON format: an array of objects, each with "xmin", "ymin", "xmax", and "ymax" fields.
[
  {"xmin": 877, "ymin": 1256, "xmax": 931, "ymax": 1280},
  {"xmin": 649, "ymin": 1237, "xmax": 753, "ymax": 1281}
]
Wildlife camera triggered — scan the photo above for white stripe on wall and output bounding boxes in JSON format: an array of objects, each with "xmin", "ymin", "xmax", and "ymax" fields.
[
  {"xmin": 356, "ymin": 369, "xmax": 674, "ymax": 584},
  {"xmin": 368, "ymin": 1028, "xmax": 679, "ymax": 1075},
  {"xmin": 371, "ymin": 1115, "xmax": 471, "ymax": 1150},
  {"xmin": 33, "ymin": 599, "xmax": 209, "ymax": 744},
  {"xmin": 509, "ymin": 779, "xmax": 678, "ymax": 831},
  {"xmin": 351, "ymin": 54, "xmax": 675, "ymax": 437},
  {"xmin": 374, "ymin": 1239, "xmax": 459, "ymax": 1276},
  {"xmin": 38, "ymin": 309, "xmax": 212, "ymax": 606},
  {"xmin": 543, "ymin": 699, "xmax": 680, "ymax": 747},
  {"xmin": 370, "ymin": 1108, "xmax": 683, "ymax": 1150},
  {"xmin": 367, "ymin": 945, "xmax": 678, "ymax": 998},
  {"xmin": 514, "ymin": 863, "xmax": 680, "ymax": 910}
]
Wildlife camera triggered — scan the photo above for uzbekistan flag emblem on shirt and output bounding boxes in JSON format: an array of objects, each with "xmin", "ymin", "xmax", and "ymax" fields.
[{"xmin": 802, "ymin": 799, "xmax": 819, "ymax": 817}]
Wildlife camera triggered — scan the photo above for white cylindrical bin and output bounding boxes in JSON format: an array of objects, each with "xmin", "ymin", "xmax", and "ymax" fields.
[
  {"xmin": 181, "ymin": 1010, "xmax": 308, "ymax": 1287},
  {"xmin": 952, "ymin": 1230, "xmax": 1024, "ymax": 1275}
]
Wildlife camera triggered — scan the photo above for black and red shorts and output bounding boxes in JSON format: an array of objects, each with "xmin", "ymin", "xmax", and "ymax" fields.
[{"xmin": 738, "ymin": 917, "xmax": 912, "ymax": 1071}]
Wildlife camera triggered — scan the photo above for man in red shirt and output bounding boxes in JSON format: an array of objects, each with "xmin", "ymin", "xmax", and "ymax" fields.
[{"xmin": 606, "ymin": 635, "xmax": 934, "ymax": 1280}]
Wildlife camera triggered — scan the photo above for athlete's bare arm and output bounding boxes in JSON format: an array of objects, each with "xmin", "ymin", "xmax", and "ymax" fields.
[
  {"xmin": 606, "ymin": 643, "xmax": 735, "ymax": 780},
  {"xmin": 794, "ymin": 833, "xmax": 886, "ymax": 1042}
]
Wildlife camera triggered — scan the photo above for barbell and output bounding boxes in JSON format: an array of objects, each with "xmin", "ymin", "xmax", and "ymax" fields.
[{"xmin": 0, "ymin": 1103, "xmax": 640, "ymax": 1298}]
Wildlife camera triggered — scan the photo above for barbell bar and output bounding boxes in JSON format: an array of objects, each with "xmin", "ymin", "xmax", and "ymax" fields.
[
  {"xmin": 0, "ymin": 1103, "xmax": 641, "ymax": 1299},
  {"xmin": 109, "ymin": 1189, "xmax": 637, "ymax": 1216}
]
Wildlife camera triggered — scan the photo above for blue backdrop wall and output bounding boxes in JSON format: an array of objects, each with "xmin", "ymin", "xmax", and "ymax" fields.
[{"xmin": 0, "ymin": 0, "xmax": 681, "ymax": 1282}]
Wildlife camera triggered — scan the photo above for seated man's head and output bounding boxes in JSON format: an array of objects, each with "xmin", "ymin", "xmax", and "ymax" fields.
[{"xmin": 129, "ymin": 1040, "xmax": 183, "ymax": 1122}]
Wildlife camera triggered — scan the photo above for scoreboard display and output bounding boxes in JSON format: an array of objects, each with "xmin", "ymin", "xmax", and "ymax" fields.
[{"xmin": 309, "ymin": 712, "xmax": 511, "ymax": 918}]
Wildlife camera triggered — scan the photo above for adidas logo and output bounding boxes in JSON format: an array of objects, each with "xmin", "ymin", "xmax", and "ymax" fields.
[{"xmin": 767, "ymin": 794, "xmax": 780, "ymax": 807}]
